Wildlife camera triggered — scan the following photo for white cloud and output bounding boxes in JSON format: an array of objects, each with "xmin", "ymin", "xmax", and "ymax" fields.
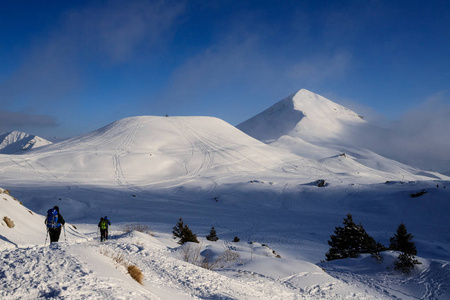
[{"xmin": 352, "ymin": 92, "xmax": 450, "ymax": 173}]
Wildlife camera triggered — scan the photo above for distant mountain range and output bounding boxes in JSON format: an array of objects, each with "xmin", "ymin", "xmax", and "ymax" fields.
[
  {"xmin": 0, "ymin": 131, "xmax": 52, "ymax": 154},
  {"xmin": 0, "ymin": 89, "xmax": 447, "ymax": 182}
]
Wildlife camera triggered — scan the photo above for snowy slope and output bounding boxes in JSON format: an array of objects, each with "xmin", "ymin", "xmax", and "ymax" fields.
[
  {"xmin": 0, "ymin": 113, "xmax": 449, "ymax": 299},
  {"xmin": 0, "ymin": 131, "xmax": 52, "ymax": 154},
  {"xmin": 0, "ymin": 187, "xmax": 86, "ymax": 249},
  {"xmin": 0, "ymin": 115, "xmax": 442, "ymax": 189},
  {"xmin": 237, "ymin": 89, "xmax": 441, "ymax": 178},
  {"xmin": 2, "ymin": 195, "xmax": 449, "ymax": 299}
]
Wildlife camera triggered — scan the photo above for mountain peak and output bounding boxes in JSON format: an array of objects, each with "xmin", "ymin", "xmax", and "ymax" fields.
[
  {"xmin": 0, "ymin": 131, "xmax": 52, "ymax": 154},
  {"xmin": 238, "ymin": 90, "xmax": 364, "ymax": 143}
]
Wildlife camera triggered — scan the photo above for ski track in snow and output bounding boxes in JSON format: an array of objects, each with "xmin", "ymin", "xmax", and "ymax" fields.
[
  {"xmin": 0, "ymin": 243, "xmax": 153, "ymax": 299},
  {"xmin": 0, "ymin": 228, "xmax": 422, "ymax": 300}
]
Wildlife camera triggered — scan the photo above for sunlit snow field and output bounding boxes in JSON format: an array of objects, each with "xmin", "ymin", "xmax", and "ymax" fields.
[{"xmin": 1, "ymin": 91, "xmax": 449, "ymax": 299}]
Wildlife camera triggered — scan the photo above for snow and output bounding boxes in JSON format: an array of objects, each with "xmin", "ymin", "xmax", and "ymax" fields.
[
  {"xmin": 0, "ymin": 131, "xmax": 52, "ymax": 154},
  {"xmin": 0, "ymin": 89, "xmax": 449, "ymax": 299}
]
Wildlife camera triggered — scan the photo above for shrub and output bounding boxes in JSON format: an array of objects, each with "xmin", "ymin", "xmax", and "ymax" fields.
[
  {"xmin": 218, "ymin": 249, "xmax": 241, "ymax": 263},
  {"xmin": 99, "ymin": 248, "xmax": 144, "ymax": 284},
  {"xmin": 3, "ymin": 216, "xmax": 14, "ymax": 228},
  {"xmin": 127, "ymin": 265, "xmax": 144, "ymax": 285},
  {"xmin": 180, "ymin": 243, "xmax": 241, "ymax": 270},
  {"xmin": 122, "ymin": 223, "xmax": 151, "ymax": 234},
  {"xmin": 232, "ymin": 236, "xmax": 240, "ymax": 242},
  {"xmin": 179, "ymin": 242, "xmax": 218, "ymax": 270},
  {"xmin": 180, "ymin": 243, "xmax": 202, "ymax": 264}
]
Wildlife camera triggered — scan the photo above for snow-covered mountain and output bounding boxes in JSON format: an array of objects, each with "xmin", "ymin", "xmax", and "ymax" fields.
[
  {"xmin": 238, "ymin": 89, "xmax": 365, "ymax": 145},
  {"xmin": 0, "ymin": 115, "xmax": 444, "ymax": 189},
  {"xmin": 0, "ymin": 131, "xmax": 52, "ymax": 154},
  {"xmin": 1, "ymin": 99, "xmax": 449, "ymax": 298},
  {"xmin": 237, "ymin": 89, "xmax": 429, "ymax": 176}
]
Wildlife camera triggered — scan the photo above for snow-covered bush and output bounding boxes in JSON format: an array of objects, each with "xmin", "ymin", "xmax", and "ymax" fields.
[
  {"xmin": 180, "ymin": 243, "xmax": 241, "ymax": 270},
  {"xmin": 218, "ymin": 249, "xmax": 241, "ymax": 263},
  {"xmin": 121, "ymin": 223, "xmax": 152, "ymax": 234}
]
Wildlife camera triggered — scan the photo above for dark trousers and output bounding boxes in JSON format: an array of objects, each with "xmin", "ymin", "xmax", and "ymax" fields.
[
  {"xmin": 100, "ymin": 229, "xmax": 107, "ymax": 242},
  {"xmin": 48, "ymin": 227, "xmax": 62, "ymax": 243}
]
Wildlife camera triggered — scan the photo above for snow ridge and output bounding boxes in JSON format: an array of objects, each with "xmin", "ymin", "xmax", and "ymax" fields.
[{"xmin": 0, "ymin": 131, "xmax": 52, "ymax": 154}]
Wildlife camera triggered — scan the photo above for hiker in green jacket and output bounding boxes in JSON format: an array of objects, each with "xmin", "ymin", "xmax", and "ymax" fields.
[
  {"xmin": 98, "ymin": 217, "xmax": 108, "ymax": 242},
  {"xmin": 104, "ymin": 216, "xmax": 111, "ymax": 240}
]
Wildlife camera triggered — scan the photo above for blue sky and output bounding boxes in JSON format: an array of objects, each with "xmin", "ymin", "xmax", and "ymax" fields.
[{"xmin": 1, "ymin": 0, "xmax": 449, "ymax": 140}]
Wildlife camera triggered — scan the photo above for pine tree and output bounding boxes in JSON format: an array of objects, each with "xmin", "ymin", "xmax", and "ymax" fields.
[
  {"xmin": 394, "ymin": 252, "xmax": 421, "ymax": 273},
  {"xmin": 172, "ymin": 218, "xmax": 199, "ymax": 245},
  {"xmin": 326, "ymin": 214, "xmax": 385, "ymax": 261},
  {"xmin": 389, "ymin": 223, "xmax": 417, "ymax": 255},
  {"xmin": 206, "ymin": 227, "xmax": 219, "ymax": 241},
  {"xmin": 390, "ymin": 223, "xmax": 421, "ymax": 273},
  {"xmin": 179, "ymin": 225, "xmax": 199, "ymax": 244},
  {"xmin": 172, "ymin": 218, "xmax": 184, "ymax": 240}
]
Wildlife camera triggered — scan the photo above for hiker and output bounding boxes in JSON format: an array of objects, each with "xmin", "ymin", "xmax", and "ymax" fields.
[
  {"xmin": 104, "ymin": 216, "xmax": 111, "ymax": 240},
  {"xmin": 45, "ymin": 206, "xmax": 65, "ymax": 244},
  {"xmin": 98, "ymin": 217, "xmax": 108, "ymax": 242}
]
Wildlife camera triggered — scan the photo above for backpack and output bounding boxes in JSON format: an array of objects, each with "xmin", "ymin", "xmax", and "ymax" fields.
[
  {"xmin": 46, "ymin": 208, "xmax": 60, "ymax": 228},
  {"xmin": 100, "ymin": 219, "xmax": 108, "ymax": 230}
]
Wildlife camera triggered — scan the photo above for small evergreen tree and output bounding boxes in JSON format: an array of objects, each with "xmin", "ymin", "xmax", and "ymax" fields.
[
  {"xmin": 172, "ymin": 218, "xmax": 199, "ymax": 245},
  {"xmin": 206, "ymin": 227, "xmax": 219, "ymax": 241},
  {"xmin": 172, "ymin": 218, "xmax": 184, "ymax": 240},
  {"xmin": 390, "ymin": 223, "xmax": 421, "ymax": 273},
  {"xmin": 232, "ymin": 236, "xmax": 240, "ymax": 242},
  {"xmin": 394, "ymin": 252, "xmax": 421, "ymax": 273},
  {"xmin": 326, "ymin": 214, "xmax": 385, "ymax": 261},
  {"xmin": 389, "ymin": 223, "xmax": 417, "ymax": 255}
]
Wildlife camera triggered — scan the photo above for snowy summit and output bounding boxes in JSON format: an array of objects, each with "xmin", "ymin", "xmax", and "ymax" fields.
[
  {"xmin": 238, "ymin": 89, "xmax": 365, "ymax": 144},
  {"xmin": 0, "ymin": 131, "xmax": 52, "ymax": 154}
]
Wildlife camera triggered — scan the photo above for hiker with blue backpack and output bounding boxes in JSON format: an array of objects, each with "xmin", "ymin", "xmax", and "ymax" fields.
[{"xmin": 45, "ymin": 206, "xmax": 65, "ymax": 244}]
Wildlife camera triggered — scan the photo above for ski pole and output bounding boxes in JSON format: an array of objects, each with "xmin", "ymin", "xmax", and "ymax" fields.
[
  {"xmin": 63, "ymin": 224, "xmax": 67, "ymax": 242},
  {"xmin": 44, "ymin": 229, "xmax": 49, "ymax": 246}
]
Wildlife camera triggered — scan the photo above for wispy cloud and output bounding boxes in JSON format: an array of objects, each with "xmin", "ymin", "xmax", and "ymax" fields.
[
  {"xmin": 352, "ymin": 92, "xmax": 450, "ymax": 173},
  {"xmin": 0, "ymin": 0, "xmax": 185, "ymax": 108},
  {"xmin": 62, "ymin": 0, "xmax": 185, "ymax": 63},
  {"xmin": 0, "ymin": 110, "xmax": 58, "ymax": 132},
  {"xmin": 289, "ymin": 51, "xmax": 353, "ymax": 85},
  {"xmin": 152, "ymin": 16, "xmax": 354, "ymax": 122}
]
